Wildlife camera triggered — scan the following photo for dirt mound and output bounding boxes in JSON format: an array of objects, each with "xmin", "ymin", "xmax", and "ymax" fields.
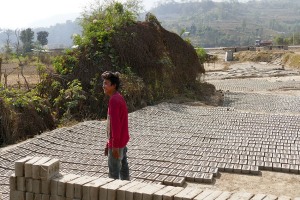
[
  {"xmin": 68, "ymin": 21, "xmax": 217, "ymax": 117},
  {"xmin": 235, "ymin": 51, "xmax": 285, "ymax": 63}
]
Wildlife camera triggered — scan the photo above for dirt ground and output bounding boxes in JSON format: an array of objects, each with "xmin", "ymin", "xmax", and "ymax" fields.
[{"xmin": 186, "ymin": 171, "xmax": 300, "ymax": 198}]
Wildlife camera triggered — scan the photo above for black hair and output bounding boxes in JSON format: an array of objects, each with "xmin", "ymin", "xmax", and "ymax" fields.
[{"xmin": 101, "ymin": 71, "xmax": 121, "ymax": 90}]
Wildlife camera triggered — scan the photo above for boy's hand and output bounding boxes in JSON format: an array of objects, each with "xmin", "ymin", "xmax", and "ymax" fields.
[
  {"xmin": 104, "ymin": 147, "xmax": 108, "ymax": 156},
  {"xmin": 112, "ymin": 148, "xmax": 120, "ymax": 159}
]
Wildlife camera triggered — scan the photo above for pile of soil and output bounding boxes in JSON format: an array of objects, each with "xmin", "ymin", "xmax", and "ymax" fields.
[{"xmin": 70, "ymin": 20, "xmax": 220, "ymax": 116}]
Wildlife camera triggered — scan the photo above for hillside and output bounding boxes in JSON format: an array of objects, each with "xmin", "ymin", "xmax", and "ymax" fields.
[{"xmin": 150, "ymin": 0, "xmax": 300, "ymax": 47}]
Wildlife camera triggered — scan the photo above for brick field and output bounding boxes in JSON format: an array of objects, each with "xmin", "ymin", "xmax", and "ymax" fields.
[{"xmin": 0, "ymin": 61, "xmax": 300, "ymax": 199}]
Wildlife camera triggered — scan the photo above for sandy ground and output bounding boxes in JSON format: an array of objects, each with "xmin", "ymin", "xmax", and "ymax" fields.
[{"xmin": 186, "ymin": 171, "xmax": 300, "ymax": 198}]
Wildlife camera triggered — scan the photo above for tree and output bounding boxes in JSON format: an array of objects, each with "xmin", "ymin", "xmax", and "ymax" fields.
[
  {"xmin": 4, "ymin": 29, "xmax": 13, "ymax": 62},
  {"xmin": 20, "ymin": 28, "xmax": 34, "ymax": 54},
  {"xmin": 37, "ymin": 31, "xmax": 49, "ymax": 46}
]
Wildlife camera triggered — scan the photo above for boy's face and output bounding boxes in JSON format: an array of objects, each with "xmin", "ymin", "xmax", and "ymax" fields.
[{"xmin": 103, "ymin": 79, "xmax": 116, "ymax": 96}]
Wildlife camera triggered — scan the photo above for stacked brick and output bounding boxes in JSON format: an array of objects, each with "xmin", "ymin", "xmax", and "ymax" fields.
[{"xmin": 9, "ymin": 156, "xmax": 207, "ymax": 200}]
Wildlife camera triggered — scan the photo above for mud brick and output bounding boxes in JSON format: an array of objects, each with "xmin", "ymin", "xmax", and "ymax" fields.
[
  {"xmin": 51, "ymin": 174, "xmax": 79, "ymax": 196},
  {"xmin": 74, "ymin": 176, "xmax": 98, "ymax": 199},
  {"xmin": 26, "ymin": 192, "xmax": 34, "ymax": 200},
  {"xmin": 124, "ymin": 182, "xmax": 148, "ymax": 200},
  {"xmin": 12, "ymin": 191, "xmax": 25, "ymax": 200},
  {"xmin": 263, "ymin": 194, "xmax": 278, "ymax": 200},
  {"xmin": 173, "ymin": 176, "xmax": 185, "ymax": 187},
  {"xmin": 192, "ymin": 166, "xmax": 202, "ymax": 172},
  {"xmin": 41, "ymin": 180, "xmax": 51, "ymax": 195},
  {"xmin": 194, "ymin": 172, "xmax": 204, "ymax": 183},
  {"xmin": 223, "ymin": 158, "xmax": 232, "ymax": 163},
  {"xmin": 147, "ymin": 173, "xmax": 159, "ymax": 181},
  {"xmin": 154, "ymin": 167, "xmax": 165, "ymax": 175},
  {"xmin": 213, "ymin": 191, "xmax": 232, "ymax": 200},
  {"xmin": 281, "ymin": 164, "xmax": 290, "ymax": 173},
  {"xmin": 239, "ymin": 159, "xmax": 248, "ymax": 165},
  {"xmin": 229, "ymin": 192, "xmax": 254, "ymax": 199},
  {"xmin": 32, "ymin": 179, "xmax": 41, "ymax": 194},
  {"xmin": 170, "ymin": 169, "xmax": 181, "ymax": 176},
  {"xmin": 117, "ymin": 181, "xmax": 140, "ymax": 200},
  {"xmin": 147, "ymin": 166, "xmax": 158, "ymax": 173},
  {"xmin": 233, "ymin": 164, "xmax": 242, "ymax": 173},
  {"xmin": 287, "ymin": 159, "xmax": 296, "ymax": 165},
  {"xmin": 9, "ymin": 173, "xmax": 17, "ymax": 191},
  {"xmin": 289, "ymin": 165, "xmax": 299, "ymax": 174},
  {"xmin": 82, "ymin": 178, "xmax": 113, "ymax": 200},
  {"xmin": 139, "ymin": 165, "xmax": 150, "ymax": 172},
  {"xmin": 217, "ymin": 163, "xmax": 226, "ymax": 172},
  {"xmin": 251, "ymin": 194, "xmax": 267, "ymax": 200},
  {"xmin": 277, "ymin": 195, "xmax": 292, "ymax": 200},
  {"xmin": 231, "ymin": 159, "xmax": 239, "ymax": 164},
  {"xmin": 209, "ymin": 162, "xmax": 218, "ymax": 167},
  {"xmin": 280, "ymin": 158, "xmax": 288, "ymax": 164},
  {"xmin": 272, "ymin": 157, "xmax": 280, "ymax": 163},
  {"xmin": 131, "ymin": 171, "xmax": 142, "ymax": 178},
  {"xmin": 264, "ymin": 162, "xmax": 272, "ymax": 171},
  {"xmin": 15, "ymin": 157, "xmax": 33, "ymax": 177},
  {"xmin": 155, "ymin": 174, "xmax": 167, "ymax": 182},
  {"xmin": 201, "ymin": 166, "xmax": 210, "ymax": 173},
  {"xmin": 99, "ymin": 180, "xmax": 130, "ymax": 200},
  {"xmin": 161, "ymin": 168, "xmax": 173, "ymax": 175},
  {"xmin": 25, "ymin": 157, "xmax": 41, "ymax": 178},
  {"xmin": 256, "ymin": 161, "xmax": 265, "ymax": 170},
  {"xmin": 17, "ymin": 176, "xmax": 26, "ymax": 191},
  {"xmin": 163, "ymin": 176, "xmax": 176, "ymax": 186},
  {"xmin": 202, "ymin": 173, "xmax": 213, "ymax": 184},
  {"xmin": 178, "ymin": 170, "xmax": 188, "ymax": 177},
  {"xmin": 174, "ymin": 187, "xmax": 202, "ymax": 200},
  {"xmin": 154, "ymin": 186, "xmax": 184, "ymax": 200},
  {"xmin": 194, "ymin": 189, "xmax": 214, "ymax": 199},
  {"xmin": 209, "ymin": 167, "xmax": 219, "ymax": 177},
  {"xmin": 32, "ymin": 157, "xmax": 51, "ymax": 179},
  {"xmin": 241, "ymin": 165, "xmax": 251, "ymax": 174},
  {"xmin": 250, "ymin": 165, "xmax": 259, "ymax": 175},
  {"xmin": 138, "ymin": 172, "xmax": 151, "ymax": 179},
  {"xmin": 248, "ymin": 160, "xmax": 256, "ymax": 166},
  {"xmin": 25, "ymin": 178, "xmax": 33, "ymax": 192},
  {"xmin": 134, "ymin": 183, "xmax": 165, "ymax": 200},
  {"xmin": 41, "ymin": 194, "xmax": 50, "ymax": 200},
  {"xmin": 208, "ymin": 157, "xmax": 216, "ymax": 162},
  {"xmin": 40, "ymin": 158, "xmax": 60, "ymax": 180},
  {"xmin": 186, "ymin": 172, "xmax": 196, "ymax": 182},
  {"xmin": 201, "ymin": 160, "xmax": 210, "ymax": 166},
  {"xmin": 272, "ymin": 163, "xmax": 281, "ymax": 172},
  {"xmin": 225, "ymin": 163, "xmax": 234, "ymax": 172},
  {"xmin": 256, "ymin": 156, "xmax": 264, "ymax": 161}
]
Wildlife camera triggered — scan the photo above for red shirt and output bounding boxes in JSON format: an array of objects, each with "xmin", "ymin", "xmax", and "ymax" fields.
[{"xmin": 107, "ymin": 92, "xmax": 129, "ymax": 148}]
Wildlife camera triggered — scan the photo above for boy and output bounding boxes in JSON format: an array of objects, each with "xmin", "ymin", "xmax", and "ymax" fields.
[{"xmin": 101, "ymin": 71, "xmax": 130, "ymax": 180}]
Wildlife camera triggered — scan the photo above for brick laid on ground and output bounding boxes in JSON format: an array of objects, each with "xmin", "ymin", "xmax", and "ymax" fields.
[
  {"xmin": 227, "ymin": 192, "xmax": 254, "ymax": 200},
  {"xmin": 250, "ymin": 194, "xmax": 267, "ymax": 200},
  {"xmin": 174, "ymin": 187, "xmax": 202, "ymax": 200}
]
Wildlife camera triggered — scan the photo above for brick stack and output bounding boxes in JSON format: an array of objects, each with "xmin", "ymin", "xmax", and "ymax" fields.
[{"xmin": 9, "ymin": 156, "xmax": 193, "ymax": 200}]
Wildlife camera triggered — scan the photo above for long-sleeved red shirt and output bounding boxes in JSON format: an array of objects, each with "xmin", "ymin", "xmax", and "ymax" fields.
[{"xmin": 106, "ymin": 92, "xmax": 129, "ymax": 148}]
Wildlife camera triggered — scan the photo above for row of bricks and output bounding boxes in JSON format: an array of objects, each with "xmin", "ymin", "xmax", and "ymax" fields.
[{"xmin": 11, "ymin": 176, "xmax": 300, "ymax": 200}]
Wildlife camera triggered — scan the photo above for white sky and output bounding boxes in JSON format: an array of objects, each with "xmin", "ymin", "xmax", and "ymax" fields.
[{"xmin": 0, "ymin": 0, "xmax": 155, "ymax": 30}]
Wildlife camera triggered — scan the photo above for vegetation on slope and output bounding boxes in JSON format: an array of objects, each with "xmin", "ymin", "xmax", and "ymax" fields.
[{"xmin": 0, "ymin": 1, "xmax": 220, "ymax": 146}]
